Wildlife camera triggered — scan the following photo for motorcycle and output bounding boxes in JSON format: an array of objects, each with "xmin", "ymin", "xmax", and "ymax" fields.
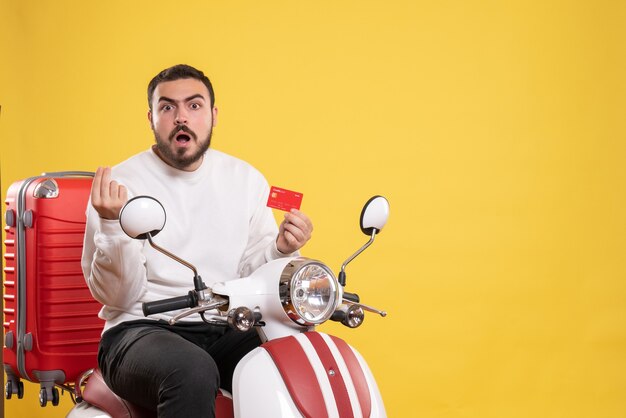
[{"xmin": 67, "ymin": 195, "xmax": 390, "ymax": 418}]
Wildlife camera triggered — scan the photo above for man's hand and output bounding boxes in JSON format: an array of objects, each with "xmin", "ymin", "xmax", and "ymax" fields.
[
  {"xmin": 91, "ymin": 166, "xmax": 128, "ymax": 220},
  {"xmin": 277, "ymin": 209, "xmax": 313, "ymax": 254}
]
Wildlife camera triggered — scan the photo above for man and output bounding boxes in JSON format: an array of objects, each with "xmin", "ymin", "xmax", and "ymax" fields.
[{"xmin": 82, "ymin": 64, "xmax": 313, "ymax": 418}]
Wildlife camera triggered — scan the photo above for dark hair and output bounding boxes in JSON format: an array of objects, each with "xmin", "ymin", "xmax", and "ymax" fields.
[{"xmin": 147, "ymin": 64, "xmax": 215, "ymax": 110}]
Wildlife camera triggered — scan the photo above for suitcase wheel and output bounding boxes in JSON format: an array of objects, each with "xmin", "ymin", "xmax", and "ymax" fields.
[
  {"xmin": 39, "ymin": 387, "xmax": 60, "ymax": 407},
  {"xmin": 52, "ymin": 387, "xmax": 60, "ymax": 406},
  {"xmin": 39, "ymin": 388, "xmax": 46, "ymax": 407},
  {"xmin": 5, "ymin": 380, "xmax": 24, "ymax": 400}
]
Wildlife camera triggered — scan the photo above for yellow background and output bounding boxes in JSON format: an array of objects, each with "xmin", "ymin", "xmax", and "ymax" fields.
[{"xmin": 2, "ymin": 0, "xmax": 626, "ymax": 417}]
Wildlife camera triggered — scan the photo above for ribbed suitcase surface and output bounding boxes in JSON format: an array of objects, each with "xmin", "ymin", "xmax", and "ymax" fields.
[{"xmin": 3, "ymin": 174, "xmax": 104, "ymax": 404}]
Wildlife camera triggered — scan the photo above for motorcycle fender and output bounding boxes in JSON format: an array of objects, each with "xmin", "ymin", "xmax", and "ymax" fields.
[
  {"xmin": 233, "ymin": 346, "xmax": 302, "ymax": 418},
  {"xmin": 232, "ymin": 332, "xmax": 386, "ymax": 418}
]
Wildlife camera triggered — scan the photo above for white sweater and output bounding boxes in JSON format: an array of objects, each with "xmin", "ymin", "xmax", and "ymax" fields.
[{"xmin": 82, "ymin": 147, "xmax": 290, "ymax": 332}]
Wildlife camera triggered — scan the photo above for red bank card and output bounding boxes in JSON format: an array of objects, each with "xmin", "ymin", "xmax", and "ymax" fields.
[{"xmin": 267, "ymin": 186, "xmax": 303, "ymax": 211}]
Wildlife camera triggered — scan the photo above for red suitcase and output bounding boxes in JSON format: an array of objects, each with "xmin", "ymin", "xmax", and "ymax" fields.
[{"xmin": 3, "ymin": 172, "xmax": 104, "ymax": 406}]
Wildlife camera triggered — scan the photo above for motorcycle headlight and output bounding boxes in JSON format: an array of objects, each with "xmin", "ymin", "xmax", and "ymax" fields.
[{"xmin": 280, "ymin": 258, "xmax": 341, "ymax": 326}]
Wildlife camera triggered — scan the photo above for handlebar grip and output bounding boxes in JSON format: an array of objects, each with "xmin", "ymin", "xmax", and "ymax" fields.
[
  {"xmin": 343, "ymin": 292, "xmax": 360, "ymax": 303},
  {"xmin": 142, "ymin": 292, "xmax": 197, "ymax": 317}
]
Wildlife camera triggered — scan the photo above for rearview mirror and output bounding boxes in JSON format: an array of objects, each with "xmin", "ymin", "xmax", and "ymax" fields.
[
  {"xmin": 360, "ymin": 195, "xmax": 390, "ymax": 235},
  {"xmin": 119, "ymin": 196, "xmax": 166, "ymax": 239}
]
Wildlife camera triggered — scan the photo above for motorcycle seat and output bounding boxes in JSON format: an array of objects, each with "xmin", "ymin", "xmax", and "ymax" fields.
[{"xmin": 81, "ymin": 368, "xmax": 234, "ymax": 418}]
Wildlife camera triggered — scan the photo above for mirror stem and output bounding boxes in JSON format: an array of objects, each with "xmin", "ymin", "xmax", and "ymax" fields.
[
  {"xmin": 146, "ymin": 235, "xmax": 207, "ymax": 292},
  {"xmin": 339, "ymin": 229, "xmax": 377, "ymax": 286}
]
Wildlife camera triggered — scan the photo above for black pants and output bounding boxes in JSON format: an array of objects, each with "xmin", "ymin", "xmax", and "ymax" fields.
[{"xmin": 98, "ymin": 320, "xmax": 261, "ymax": 418}]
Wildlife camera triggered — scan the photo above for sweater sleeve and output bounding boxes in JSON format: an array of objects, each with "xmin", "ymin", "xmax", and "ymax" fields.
[{"xmin": 81, "ymin": 203, "xmax": 148, "ymax": 311}]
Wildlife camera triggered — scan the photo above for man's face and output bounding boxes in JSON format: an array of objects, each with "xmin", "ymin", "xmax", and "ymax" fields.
[{"xmin": 148, "ymin": 78, "xmax": 218, "ymax": 171}]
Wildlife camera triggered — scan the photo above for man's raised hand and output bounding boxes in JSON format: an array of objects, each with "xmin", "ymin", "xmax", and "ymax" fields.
[{"xmin": 90, "ymin": 166, "xmax": 128, "ymax": 220}]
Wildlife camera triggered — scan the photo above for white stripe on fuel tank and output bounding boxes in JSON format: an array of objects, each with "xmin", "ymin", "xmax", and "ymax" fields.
[{"xmin": 319, "ymin": 333, "xmax": 364, "ymax": 418}]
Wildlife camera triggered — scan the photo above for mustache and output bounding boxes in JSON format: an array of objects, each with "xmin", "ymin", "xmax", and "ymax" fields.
[{"xmin": 168, "ymin": 125, "xmax": 197, "ymax": 141}]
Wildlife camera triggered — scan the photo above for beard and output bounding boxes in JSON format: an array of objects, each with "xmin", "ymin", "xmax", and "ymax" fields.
[{"xmin": 153, "ymin": 125, "xmax": 212, "ymax": 170}]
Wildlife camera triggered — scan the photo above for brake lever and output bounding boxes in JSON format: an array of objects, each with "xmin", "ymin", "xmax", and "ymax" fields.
[
  {"xmin": 342, "ymin": 298, "xmax": 387, "ymax": 317},
  {"xmin": 168, "ymin": 296, "xmax": 229, "ymax": 325}
]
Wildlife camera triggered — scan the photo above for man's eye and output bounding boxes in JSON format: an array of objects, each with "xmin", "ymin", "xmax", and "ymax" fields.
[
  {"xmin": 190, "ymin": 103, "xmax": 201, "ymax": 109},
  {"xmin": 161, "ymin": 105, "xmax": 173, "ymax": 111}
]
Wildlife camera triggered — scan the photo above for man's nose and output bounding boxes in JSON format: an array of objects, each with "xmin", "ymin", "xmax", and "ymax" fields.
[{"xmin": 175, "ymin": 109, "xmax": 188, "ymax": 125}]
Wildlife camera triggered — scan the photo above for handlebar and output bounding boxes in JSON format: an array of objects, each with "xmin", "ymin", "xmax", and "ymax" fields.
[
  {"xmin": 343, "ymin": 292, "xmax": 360, "ymax": 303},
  {"xmin": 142, "ymin": 291, "xmax": 198, "ymax": 316}
]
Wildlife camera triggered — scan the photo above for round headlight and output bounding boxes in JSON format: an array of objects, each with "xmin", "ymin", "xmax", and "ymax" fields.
[{"xmin": 280, "ymin": 258, "xmax": 340, "ymax": 326}]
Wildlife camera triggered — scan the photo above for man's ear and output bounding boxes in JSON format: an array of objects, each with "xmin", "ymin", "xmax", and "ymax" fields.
[
  {"xmin": 212, "ymin": 107, "xmax": 218, "ymax": 126},
  {"xmin": 147, "ymin": 110, "xmax": 153, "ymax": 127}
]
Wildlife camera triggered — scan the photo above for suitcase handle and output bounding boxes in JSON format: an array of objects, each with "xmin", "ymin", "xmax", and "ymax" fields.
[{"xmin": 41, "ymin": 171, "xmax": 95, "ymax": 177}]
